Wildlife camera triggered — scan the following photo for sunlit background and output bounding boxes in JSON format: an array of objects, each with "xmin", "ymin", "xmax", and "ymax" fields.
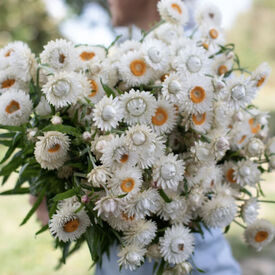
[{"xmin": 0, "ymin": 0, "xmax": 275, "ymax": 274}]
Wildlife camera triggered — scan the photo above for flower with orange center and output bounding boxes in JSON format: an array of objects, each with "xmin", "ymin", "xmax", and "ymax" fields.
[
  {"xmin": 130, "ymin": 59, "xmax": 147, "ymax": 76},
  {"xmin": 171, "ymin": 3, "xmax": 182, "ymax": 14},
  {"xmin": 209, "ymin": 28, "xmax": 219, "ymax": 39},
  {"xmin": 226, "ymin": 168, "xmax": 236, "ymax": 184},
  {"xmin": 88, "ymin": 79, "xmax": 98, "ymax": 98},
  {"xmin": 218, "ymin": 65, "xmax": 228, "ymax": 75},
  {"xmin": 121, "ymin": 177, "xmax": 135, "ymax": 193},
  {"xmin": 190, "ymin": 86, "xmax": 206, "ymax": 104},
  {"xmin": 80, "ymin": 51, "xmax": 95, "ymax": 61},
  {"xmin": 48, "ymin": 143, "xmax": 61, "ymax": 153},
  {"xmin": 1, "ymin": 78, "xmax": 16, "ymax": 89},
  {"xmin": 5, "ymin": 100, "xmax": 20, "ymax": 114},
  {"xmin": 63, "ymin": 219, "xmax": 80, "ymax": 233},
  {"xmin": 151, "ymin": 99, "xmax": 177, "ymax": 134},
  {"xmin": 249, "ymin": 118, "xmax": 260, "ymax": 134},
  {"xmin": 192, "ymin": 113, "xmax": 206, "ymax": 126}
]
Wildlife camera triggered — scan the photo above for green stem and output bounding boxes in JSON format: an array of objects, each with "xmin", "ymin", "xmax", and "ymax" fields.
[
  {"xmin": 258, "ymin": 200, "xmax": 275, "ymax": 204},
  {"xmin": 233, "ymin": 219, "xmax": 246, "ymax": 229}
]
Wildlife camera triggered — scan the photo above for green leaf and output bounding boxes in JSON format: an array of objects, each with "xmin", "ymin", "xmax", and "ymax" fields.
[
  {"xmin": 52, "ymin": 188, "xmax": 77, "ymax": 202},
  {"xmin": 61, "ymin": 242, "xmax": 71, "ymax": 264},
  {"xmin": 224, "ymin": 225, "xmax": 231, "ymax": 234},
  {"xmin": 0, "ymin": 151, "xmax": 25, "ymax": 177},
  {"xmin": 35, "ymin": 224, "xmax": 49, "ymax": 236},
  {"xmin": 0, "ymin": 124, "xmax": 24, "ymax": 131},
  {"xmin": 0, "ymin": 132, "xmax": 22, "ymax": 164},
  {"xmin": 100, "ymin": 80, "xmax": 116, "ymax": 97},
  {"xmin": 20, "ymin": 187, "xmax": 46, "ymax": 226},
  {"xmin": 85, "ymin": 226, "xmax": 99, "ymax": 262},
  {"xmin": 41, "ymin": 124, "xmax": 81, "ymax": 137},
  {"xmin": 0, "ymin": 187, "xmax": 30, "ymax": 195},
  {"xmin": 158, "ymin": 189, "xmax": 172, "ymax": 203},
  {"xmin": 156, "ymin": 259, "xmax": 165, "ymax": 275}
]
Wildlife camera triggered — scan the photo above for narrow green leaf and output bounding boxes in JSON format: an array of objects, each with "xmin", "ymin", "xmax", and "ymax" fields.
[
  {"xmin": 156, "ymin": 259, "xmax": 165, "ymax": 275},
  {"xmin": 35, "ymin": 224, "xmax": 49, "ymax": 236},
  {"xmin": 20, "ymin": 188, "xmax": 46, "ymax": 226},
  {"xmin": 85, "ymin": 226, "xmax": 99, "ymax": 262},
  {"xmin": 0, "ymin": 187, "xmax": 30, "ymax": 195},
  {"xmin": 0, "ymin": 151, "xmax": 25, "ymax": 177},
  {"xmin": 52, "ymin": 189, "xmax": 77, "ymax": 202},
  {"xmin": 0, "ymin": 132, "xmax": 21, "ymax": 164},
  {"xmin": 0, "ymin": 124, "xmax": 24, "ymax": 131},
  {"xmin": 100, "ymin": 80, "xmax": 116, "ymax": 97},
  {"xmin": 61, "ymin": 242, "xmax": 71, "ymax": 264},
  {"xmin": 158, "ymin": 189, "xmax": 172, "ymax": 203},
  {"xmin": 224, "ymin": 225, "xmax": 231, "ymax": 234},
  {"xmin": 42, "ymin": 124, "xmax": 81, "ymax": 137}
]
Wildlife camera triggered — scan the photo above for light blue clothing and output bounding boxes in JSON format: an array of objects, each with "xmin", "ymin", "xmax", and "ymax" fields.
[{"xmin": 95, "ymin": 227, "xmax": 241, "ymax": 275}]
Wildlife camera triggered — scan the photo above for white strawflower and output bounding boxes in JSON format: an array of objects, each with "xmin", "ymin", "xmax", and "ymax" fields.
[
  {"xmin": 201, "ymin": 195, "xmax": 237, "ymax": 228},
  {"xmin": 159, "ymin": 193, "xmax": 191, "ymax": 225},
  {"xmin": 222, "ymin": 161, "xmax": 237, "ymax": 185},
  {"xmin": 241, "ymin": 198, "xmax": 260, "ymax": 225},
  {"xmin": 266, "ymin": 137, "xmax": 275, "ymax": 155},
  {"xmin": 124, "ymin": 188, "xmax": 162, "ymax": 219},
  {"xmin": 93, "ymin": 95, "xmax": 123, "ymax": 131},
  {"xmin": 190, "ymin": 141, "xmax": 215, "ymax": 163},
  {"xmin": 118, "ymin": 244, "xmax": 146, "ymax": 271},
  {"xmin": 153, "ymin": 153, "xmax": 185, "ymax": 191},
  {"xmin": 105, "ymin": 211, "xmax": 136, "ymax": 232},
  {"xmin": 108, "ymin": 166, "xmax": 143, "ymax": 200},
  {"xmin": 35, "ymin": 97, "xmax": 52, "ymax": 116},
  {"xmin": 40, "ymin": 39, "xmax": 77, "ymax": 72},
  {"xmin": 195, "ymin": 2, "xmax": 222, "ymax": 26},
  {"xmin": 188, "ymin": 186, "xmax": 206, "ymax": 211},
  {"xmin": 91, "ymin": 134, "xmax": 114, "ymax": 160},
  {"xmin": 0, "ymin": 70, "xmax": 28, "ymax": 94},
  {"xmin": 244, "ymin": 219, "xmax": 275, "ymax": 251},
  {"xmin": 0, "ymin": 89, "xmax": 32, "ymax": 126},
  {"xmin": 123, "ymin": 220, "xmax": 157, "ymax": 246},
  {"xmin": 211, "ymin": 54, "xmax": 234, "ymax": 77},
  {"xmin": 175, "ymin": 44, "xmax": 211, "ymax": 76},
  {"xmin": 250, "ymin": 62, "xmax": 271, "ymax": 89},
  {"xmin": 82, "ymin": 131, "xmax": 92, "ymax": 142},
  {"xmin": 49, "ymin": 203, "xmax": 90, "ymax": 242},
  {"xmin": 161, "ymin": 72, "xmax": 185, "ymax": 103},
  {"xmin": 34, "ymin": 131, "xmax": 70, "ymax": 170},
  {"xmin": 158, "ymin": 0, "xmax": 189, "ymax": 25},
  {"xmin": 83, "ymin": 75, "xmax": 105, "ymax": 104},
  {"xmin": 94, "ymin": 195, "xmax": 122, "ymax": 218},
  {"xmin": 234, "ymin": 160, "xmax": 261, "ymax": 187},
  {"xmin": 119, "ymin": 40, "xmax": 141, "ymax": 55},
  {"xmin": 26, "ymin": 128, "xmax": 38, "ymax": 142},
  {"xmin": 181, "ymin": 75, "xmax": 213, "ymax": 115},
  {"xmin": 87, "ymin": 166, "xmax": 111, "ymax": 187},
  {"xmin": 76, "ymin": 45, "xmax": 106, "ymax": 71},
  {"xmin": 0, "ymin": 41, "xmax": 36, "ymax": 82},
  {"xmin": 159, "ymin": 224, "xmax": 195, "ymax": 264},
  {"xmin": 125, "ymin": 124, "xmax": 165, "ymax": 169},
  {"xmin": 100, "ymin": 135, "xmax": 138, "ymax": 170},
  {"xmin": 150, "ymin": 99, "xmax": 177, "ymax": 135},
  {"xmin": 245, "ymin": 138, "xmax": 264, "ymax": 157},
  {"xmin": 51, "ymin": 115, "xmax": 63, "ymax": 125},
  {"xmin": 190, "ymin": 110, "xmax": 213, "ymax": 134},
  {"xmin": 154, "ymin": 23, "xmax": 184, "ymax": 45},
  {"xmin": 42, "ymin": 71, "xmax": 86, "ymax": 108},
  {"xmin": 118, "ymin": 50, "xmax": 154, "ymax": 86},
  {"xmin": 120, "ymin": 89, "xmax": 157, "ymax": 125},
  {"xmin": 223, "ymin": 75, "xmax": 256, "ymax": 111},
  {"xmin": 147, "ymin": 244, "xmax": 161, "ymax": 262},
  {"xmin": 212, "ymin": 134, "xmax": 230, "ymax": 160},
  {"xmin": 142, "ymin": 38, "xmax": 170, "ymax": 72},
  {"xmin": 164, "ymin": 262, "xmax": 193, "ymax": 275}
]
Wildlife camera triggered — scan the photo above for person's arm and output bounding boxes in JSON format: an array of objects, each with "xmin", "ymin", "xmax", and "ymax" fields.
[{"xmin": 29, "ymin": 195, "xmax": 49, "ymax": 226}]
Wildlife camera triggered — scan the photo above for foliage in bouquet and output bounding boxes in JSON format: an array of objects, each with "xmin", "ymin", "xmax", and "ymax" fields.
[{"xmin": 0, "ymin": 0, "xmax": 275, "ymax": 274}]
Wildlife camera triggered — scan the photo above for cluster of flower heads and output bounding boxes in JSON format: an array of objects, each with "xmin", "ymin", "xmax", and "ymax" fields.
[{"xmin": 1, "ymin": 0, "xmax": 275, "ymax": 273}]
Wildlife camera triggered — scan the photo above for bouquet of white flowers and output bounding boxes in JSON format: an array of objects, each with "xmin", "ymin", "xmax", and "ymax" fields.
[{"xmin": 0, "ymin": 0, "xmax": 274, "ymax": 274}]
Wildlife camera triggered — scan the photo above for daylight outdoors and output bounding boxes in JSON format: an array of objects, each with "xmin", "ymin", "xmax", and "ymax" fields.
[{"xmin": 0, "ymin": 0, "xmax": 275, "ymax": 274}]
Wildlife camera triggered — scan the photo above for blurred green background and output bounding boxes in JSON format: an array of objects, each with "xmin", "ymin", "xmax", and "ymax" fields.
[{"xmin": 0, "ymin": 0, "xmax": 275, "ymax": 274}]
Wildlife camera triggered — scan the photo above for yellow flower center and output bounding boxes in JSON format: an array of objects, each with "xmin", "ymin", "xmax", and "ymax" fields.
[
  {"xmin": 2, "ymin": 78, "xmax": 15, "ymax": 89},
  {"xmin": 202, "ymin": 43, "xmax": 209, "ymax": 50},
  {"xmin": 192, "ymin": 112, "xmax": 206, "ymax": 125},
  {"xmin": 171, "ymin": 3, "xmax": 182, "ymax": 14},
  {"xmin": 226, "ymin": 168, "xmax": 236, "ymax": 183},
  {"xmin": 59, "ymin": 54, "xmax": 66, "ymax": 64},
  {"xmin": 121, "ymin": 177, "xmax": 135, "ymax": 193},
  {"xmin": 5, "ymin": 49, "xmax": 14, "ymax": 57},
  {"xmin": 209, "ymin": 28, "xmax": 219, "ymax": 39},
  {"xmin": 80, "ymin": 51, "xmax": 95, "ymax": 61},
  {"xmin": 5, "ymin": 100, "xmax": 20, "ymax": 114},
  {"xmin": 120, "ymin": 154, "xmax": 129, "ymax": 163},
  {"xmin": 88, "ymin": 79, "xmax": 98, "ymax": 98},
  {"xmin": 218, "ymin": 65, "xmax": 228, "ymax": 76},
  {"xmin": 48, "ymin": 144, "xmax": 61, "ymax": 153},
  {"xmin": 190, "ymin": 86, "xmax": 206, "ymax": 104},
  {"xmin": 249, "ymin": 118, "xmax": 260, "ymax": 134},
  {"xmin": 152, "ymin": 107, "xmax": 168, "ymax": 126},
  {"xmin": 63, "ymin": 219, "xmax": 80, "ymax": 233},
  {"xmin": 238, "ymin": 135, "xmax": 247, "ymax": 144},
  {"xmin": 161, "ymin": 73, "xmax": 169, "ymax": 82},
  {"xmin": 256, "ymin": 76, "xmax": 265, "ymax": 87},
  {"xmin": 254, "ymin": 231, "xmax": 269, "ymax": 243},
  {"xmin": 130, "ymin": 59, "xmax": 146, "ymax": 76}
]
